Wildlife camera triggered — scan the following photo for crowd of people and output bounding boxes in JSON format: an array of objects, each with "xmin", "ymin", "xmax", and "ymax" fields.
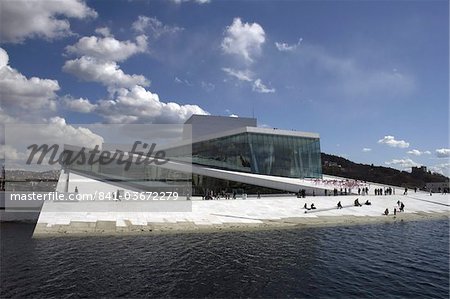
[
  {"xmin": 357, "ymin": 187, "xmax": 369, "ymax": 195},
  {"xmin": 374, "ymin": 187, "xmax": 395, "ymax": 196},
  {"xmin": 311, "ymin": 178, "xmax": 370, "ymax": 191},
  {"xmin": 202, "ymin": 190, "xmax": 237, "ymax": 200},
  {"xmin": 303, "ymin": 197, "xmax": 374, "ymax": 212},
  {"xmin": 302, "ymin": 195, "xmax": 405, "ymax": 218}
]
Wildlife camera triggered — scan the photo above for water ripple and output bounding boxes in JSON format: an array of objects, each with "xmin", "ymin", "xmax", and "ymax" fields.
[{"xmin": 1, "ymin": 220, "xmax": 448, "ymax": 298}]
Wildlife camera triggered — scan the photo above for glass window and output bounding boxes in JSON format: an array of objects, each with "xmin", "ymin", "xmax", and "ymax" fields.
[{"xmin": 184, "ymin": 132, "xmax": 321, "ymax": 179}]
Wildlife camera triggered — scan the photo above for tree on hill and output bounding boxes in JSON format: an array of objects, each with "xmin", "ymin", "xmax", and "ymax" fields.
[{"xmin": 321, "ymin": 153, "xmax": 449, "ymax": 189}]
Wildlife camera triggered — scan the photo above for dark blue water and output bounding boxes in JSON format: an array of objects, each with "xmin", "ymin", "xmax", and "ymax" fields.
[{"xmin": 1, "ymin": 220, "xmax": 449, "ymax": 298}]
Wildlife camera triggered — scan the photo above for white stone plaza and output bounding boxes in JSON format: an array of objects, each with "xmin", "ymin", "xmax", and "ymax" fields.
[{"xmin": 33, "ymin": 172, "xmax": 449, "ymax": 236}]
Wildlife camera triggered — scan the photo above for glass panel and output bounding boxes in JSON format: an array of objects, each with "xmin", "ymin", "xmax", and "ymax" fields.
[{"xmin": 171, "ymin": 131, "xmax": 322, "ymax": 179}]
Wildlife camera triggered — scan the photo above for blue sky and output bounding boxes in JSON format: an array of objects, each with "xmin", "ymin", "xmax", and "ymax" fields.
[{"xmin": 0, "ymin": 0, "xmax": 449, "ymax": 175}]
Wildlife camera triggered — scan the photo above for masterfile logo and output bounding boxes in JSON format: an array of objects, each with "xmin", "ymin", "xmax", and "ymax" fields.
[
  {"xmin": 26, "ymin": 141, "xmax": 170, "ymax": 171},
  {"xmin": 3, "ymin": 124, "xmax": 193, "ymax": 213}
]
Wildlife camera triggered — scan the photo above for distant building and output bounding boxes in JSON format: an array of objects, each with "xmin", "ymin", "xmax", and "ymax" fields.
[
  {"xmin": 322, "ymin": 161, "xmax": 343, "ymax": 174},
  {"xmin": 426, "ymin": 181, "xmax": 449, "ymax": 193},
  {"xmin": 412, "ymin": 166, "xmax": 427, "ymax": 175},
  {"xmin": 323, "ymin": 161, "xmax": 341, "ymax": 168}
]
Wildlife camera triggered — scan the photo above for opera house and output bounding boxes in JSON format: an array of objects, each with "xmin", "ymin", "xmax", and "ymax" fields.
[{"xmin": 61, "ymin": 115, "xmax": 324, "ymax": 197}]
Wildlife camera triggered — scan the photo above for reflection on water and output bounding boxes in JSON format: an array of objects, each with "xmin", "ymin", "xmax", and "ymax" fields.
[{"xmin": 1, "ymin": 220, "xmax": 449, "ymax": 298}]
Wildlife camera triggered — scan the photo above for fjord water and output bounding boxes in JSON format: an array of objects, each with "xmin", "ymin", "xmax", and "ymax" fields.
[{"xmin": 1, "ymin": 220, "xmax": 448, "ymax": 298}]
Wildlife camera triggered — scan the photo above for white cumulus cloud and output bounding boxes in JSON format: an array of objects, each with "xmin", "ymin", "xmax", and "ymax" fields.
[
  {"xmin": 377, "ymin": 135, "xmax": 410, "ymax": 148},
  {"xmin": 0, "ymin": 0, "xmax": 97, "ymax": 43},
  {"xmin": 0, "ymin": 48, "xmax": 8, "ymax": 68},
  {"xmin": 362, "ymin": 148, "xmax": 372, "ymax": 152},
  {"xmin": 66, "ymin": 34, "xmax": 148, "ymax": 62},
  {"xmin": 0, "ymin": 48, "xmax": 103, "ymax": 165},
  {"xmin": 63, "ymin": 56, "xmax": 149, "ymax": 88},
  {"xmin": 3, "ymin": 118, "xmax": 104, "ymax": 165},
  {"xmin": 436, "ymin": 148, "xmax": 450, "ymax": 158},
  {"xmin": 42, "ymin": 117, "xmax": 104, "ymax": 147},
  {"xmin": 94, "ymin": 27, "xmax": 112, "ymax": 37},
  {"xmin": 96, "ymin": 85, "xmax": 209, "ymax": 124},
  {"xmin": 63, "ymin": 96, "xmax": 97, "ymax": 113},
  {"xmin": 61, "ymin": 28, "xmax": 209, "ymax": 126},
  {"xmin": 221, "ymin": 18, "xmax": 265, "ymax": 62},
  {"xmin": 0, "ymin": 48, "xmax": 59, "ymax": 115},
  {"xmin": 0, "ymin": 144, "xmax": 28, "ymax": 161},
  {"xmin": 407, "ymin": 149, "xmax": 431, "ymax": 156}
]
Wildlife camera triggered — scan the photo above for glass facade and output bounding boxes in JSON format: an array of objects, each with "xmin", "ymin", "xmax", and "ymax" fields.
[
  {"xmin": 167, "ymin": 132, "xmax": 322, "ymax": 179},
  {"xmin": 62, "ymin": 130, "xmax": 322, "ymax": 196}
]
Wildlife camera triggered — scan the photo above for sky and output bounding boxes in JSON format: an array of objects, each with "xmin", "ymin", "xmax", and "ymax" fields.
[{"xmin": 0, "ymin": 0, "xmax": 449, "ymax": 176}]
